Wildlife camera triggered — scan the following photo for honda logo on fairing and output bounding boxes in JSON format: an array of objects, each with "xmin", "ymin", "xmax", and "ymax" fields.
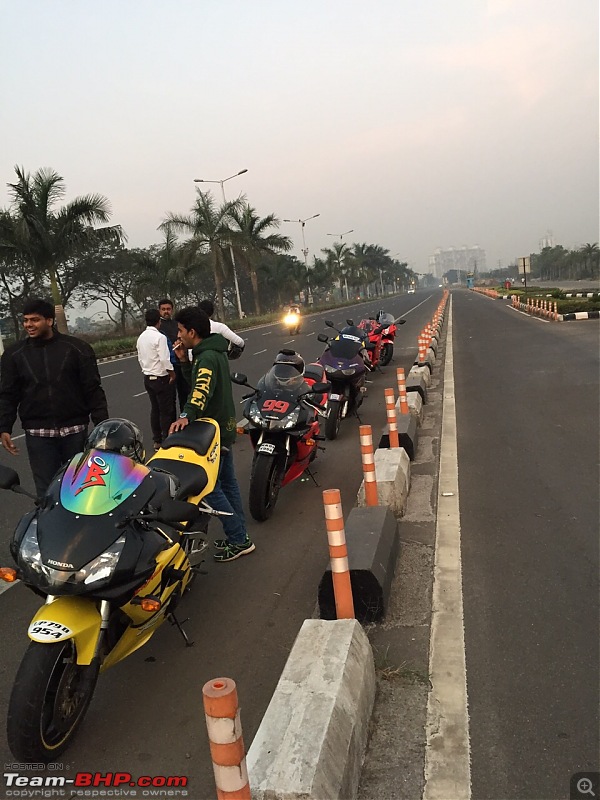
[{"xmin": 48, "ymin": 559, "xmax": 75, "ymax": 568}]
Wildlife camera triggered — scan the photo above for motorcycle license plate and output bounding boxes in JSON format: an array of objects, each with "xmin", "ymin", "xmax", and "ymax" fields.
[
  {"xmin": 329, "ymin": 393, "xmax": 342, "ymax": 401},
  {"xmin": 257, "ymin": 443, "xmax": 276, "ymax": 455}
]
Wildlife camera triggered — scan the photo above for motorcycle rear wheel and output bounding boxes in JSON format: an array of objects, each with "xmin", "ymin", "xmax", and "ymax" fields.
[
  {"xmin": 249, "ymin": 454, "xmax": 283, "ymax": 521},
  {"xmin": 324, "ymin": 399, "xmax": 342, "ymax": 440},
  {"xmin": 380, "ymin": 342, "xmax": 393, "ymax": 366},
  {"xmin": 7, "ymin": 639, "xmax": 98, "ymax": 762}
]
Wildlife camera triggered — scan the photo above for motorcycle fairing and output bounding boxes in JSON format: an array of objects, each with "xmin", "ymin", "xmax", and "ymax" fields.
[
  {"xmin": 27, "ymin": 597, "xmax": 102, "ymax": 665},
  {"xmin": 61, "ymin": 449, "xmax": 149, "ymax": 516}
]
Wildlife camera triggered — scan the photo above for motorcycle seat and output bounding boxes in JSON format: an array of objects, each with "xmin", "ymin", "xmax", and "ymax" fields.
[
  {"xmin": 304, "ymin": 363, "xmax": 326, "ymax": 383},
  {"xmin": 161, "ymin": 420, "xmax": 217, "ymax": 457},
  {"xmin": 149, "ymin": 460, "xmax": 209, "ymax": 501}
]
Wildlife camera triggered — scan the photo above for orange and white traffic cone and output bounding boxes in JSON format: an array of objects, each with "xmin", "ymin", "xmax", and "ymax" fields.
[
  {"xmin": 359, "ymin": 424, "xmax": 378, "ymax": 507},
  {"xmin": 384, "ymin": 388, "xmax": 400, "ymax": 448},
  {"xmin": 396, "ymin": 368, "xmax": 410, "ymax": 415},
  {"xmin": 203, "ymin": 678, "xmax": 251, "ymax": 800},
  {"xmin": 322, "ymin": 488, "xmax": 355, "ymax": 619}
]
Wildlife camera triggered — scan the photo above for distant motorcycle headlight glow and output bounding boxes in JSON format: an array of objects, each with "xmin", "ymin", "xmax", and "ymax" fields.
[{"xmin": 284, "ymin": 314, "xmax": 300, "ymax": 326}]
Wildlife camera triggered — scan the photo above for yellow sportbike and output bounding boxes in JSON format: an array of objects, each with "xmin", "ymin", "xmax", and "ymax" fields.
[{"xmin": 0, "ymin": 419, "xmax": 224, "ymax": 762}]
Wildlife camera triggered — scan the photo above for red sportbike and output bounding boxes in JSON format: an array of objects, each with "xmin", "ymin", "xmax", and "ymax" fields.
[
  {"xmin": 231, "ymin": 352, "xmax": 329, "ymax": 521},
  {"xmin": 358, "ymin": 313, "xmax": 406, "ymax": 367}
]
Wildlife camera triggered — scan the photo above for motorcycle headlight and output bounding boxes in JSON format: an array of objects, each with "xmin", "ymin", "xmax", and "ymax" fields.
[
  {"xmin": 80, "ymin": 536, "xmax": 126, "ymax": 585},
  {"xmin": 20, "ymin": 518, "xmax": 43, "ymax": 572},
  {"xmin": 248, "ymin": 401, "xmax": 268, "ymax": 427},
  {"xmin": 281, "ymin": 409, "xmax": 300, "ymax": 429},
  {"xmin": 341, "ymin": 368, "xmax": 356, "ymax": 375},
  {"xmin": 324, "ymin": 364, "xmax": 336, "ymax": 374},
  {"xmin": 284, "ymin": 314, "xmax": 299, "ymax": 325}
]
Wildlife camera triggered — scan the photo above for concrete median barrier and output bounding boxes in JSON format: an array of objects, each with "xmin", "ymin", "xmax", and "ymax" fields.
[
  {"xmin": 318, "ymin": 505, "xmax": 400, "ymax": 623},
  {"xmin": 403, "ymin": 392, "xmax": 423, "ymax": 425},
  {"xmin": 357, "ymin": 446, "xmax": 411, "ymax": 513},
  {"xmin": 406, "ymin": 368, "xmax": 429, "ymax": 403},
  {"xmin": 247, "ymin": 618, "xmax": 376, "ymax": 800},
  {"xmin": 379, "ymin": 414, "xmax": 418, "ymax": 461}
]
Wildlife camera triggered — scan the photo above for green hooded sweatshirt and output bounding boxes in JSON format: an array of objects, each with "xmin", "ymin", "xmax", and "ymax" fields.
[{"xmin": 181, "ymin": 333, "xmax": 237, "ymax": 447}]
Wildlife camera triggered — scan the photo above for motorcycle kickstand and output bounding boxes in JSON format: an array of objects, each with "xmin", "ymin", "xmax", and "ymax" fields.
[
  {"xmin": 306, "ymin": 467, "xmax": 320, "ymax": 487},
  {"xmin": 168, "ymin": 612, "xmax": 194, "ymax": 647}
]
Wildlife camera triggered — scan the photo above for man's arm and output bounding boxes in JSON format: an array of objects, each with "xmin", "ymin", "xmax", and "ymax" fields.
[
  {"xmin": 210, "ymin": 320, "xmax": 245, "ymax": 348},
  {"xmin": 0, "ymin": 349, "xmax": 20, "ymax": 435},
  {"xmin": 181, "ymin": 355, "xmax": 217, "ymax": 421},
  {"xmin": 77, "ymin": 343, "xmax": 109, "ymax": 425}
]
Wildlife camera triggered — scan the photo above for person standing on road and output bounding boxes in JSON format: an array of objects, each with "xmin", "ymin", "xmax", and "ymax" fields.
[
  {"xmin": 136, "ymin": 308, "xmax": 176, "ymax": 451},
  {"xmin": 169, "ymin": 306, "xmax": 253, "ymax": 563},
  {"xmin": 0, "ymin": 298, "xmax": 109, "ymax": 499},
  {"xmin": 158, "ymin": 298, "xmax": 189, "ymax": 412},
  {"xmin": 198, "ymin": 300, "xmax": 245, "ymax": 358}
]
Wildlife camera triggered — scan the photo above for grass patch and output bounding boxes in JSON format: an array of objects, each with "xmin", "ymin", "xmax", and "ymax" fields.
[{"xmin": 92, "ymin": 336, "xmax": 137, "ymax": 358}]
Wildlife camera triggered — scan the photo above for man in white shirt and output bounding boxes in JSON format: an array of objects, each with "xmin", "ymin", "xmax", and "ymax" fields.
[
  {"xmin": 198, "ymin": 300, "xmax": 245, "ymax": 356},
  {"xmin": 136, "ymin": 308, "xmax": 176, "ymax": 450}
]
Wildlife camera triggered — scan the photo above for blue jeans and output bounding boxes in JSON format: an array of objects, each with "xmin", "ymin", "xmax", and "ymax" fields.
[{"xmin": 204, "ymin": 447, "xmax": 248, "ymax": 546}]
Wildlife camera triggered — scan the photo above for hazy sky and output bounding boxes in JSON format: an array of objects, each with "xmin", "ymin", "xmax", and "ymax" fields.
[{"xmin": 2, "ymin": 0, "xmax": 598, "ymax": 273}]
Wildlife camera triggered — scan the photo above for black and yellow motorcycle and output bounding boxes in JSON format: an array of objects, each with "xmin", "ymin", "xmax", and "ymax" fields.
[{"xmin": 0, "ymin": 418, "xmax": 223, "ymax": 762}]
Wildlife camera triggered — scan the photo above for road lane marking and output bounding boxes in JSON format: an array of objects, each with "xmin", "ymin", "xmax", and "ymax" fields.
[
  {"xmin": 0, "ymin": 579, "xmax": 20, "ymax": 596},
  {"xmin": 306, "ymin": 332, "xmax": 315, "ymax": 336},
  {"xmin": 133, "ymin": 391, "xmax": 147, "ymax": 397},
  {"xmin": 284, "ymin": 340, "xmax": 295, "ymax": 344},
  {"xmin": 424, "ymin": 295, "xmax": 471, "ymax": 800},
  {"xmin": 101, "ymin": 370, "xmax": 125, "ymax": 378},
  {"xmin": 12, "ymin": 434, "xmax": 25, "ymax": 440},
  {"xmin": 262, "ymin": 331, "xmax": 272, "ymax": 336},
  {"xmin": 508, "ymin": 306, "xmax": 550, "ymax": 322},
  {"xmin": 253, "ymin": 349, "xmax": 267, "ymax": 355}
]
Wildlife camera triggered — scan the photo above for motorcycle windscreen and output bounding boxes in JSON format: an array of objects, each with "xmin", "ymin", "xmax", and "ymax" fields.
[
  {"xmin": 60, "ymin": 449, "xmax": 150, "ymax": 516},
  {"xmin": 327, "ymin": 336, "xmax": 364, "ymax": 359}
]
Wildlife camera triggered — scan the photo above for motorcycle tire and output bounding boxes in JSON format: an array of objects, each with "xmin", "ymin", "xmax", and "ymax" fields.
[
  {"xmin": 7, "ymin": 639, "xmax": 98, "ymax": 762},
  {"xmin": 380, "ymin": 343, "xmax": 393, "ymax": 366},
  {"xmin": 324, "ymin": 399, "xmax": 342, "ymax": 440},
  {"xmin": 249, "ymin": 454, "xmax": 283, "ymax": 521}
]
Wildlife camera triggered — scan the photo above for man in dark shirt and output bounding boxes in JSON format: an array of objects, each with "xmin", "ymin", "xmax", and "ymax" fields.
[
  {"xmin": 0, "ymin": 298, "xmax": 109, "ymax": 498},
  {"xmin": 159, "ymin": 298, "xmax": 189, "ymax": 413}
]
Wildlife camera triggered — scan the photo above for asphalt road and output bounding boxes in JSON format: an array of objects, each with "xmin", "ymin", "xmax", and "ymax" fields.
[
  {"xmin": 0, "ymin": 292, "xmax": 440, "ymax": 796},
  {"xmin": 452, "ymin": 291, "xmax": 599, "ymax": 799}
]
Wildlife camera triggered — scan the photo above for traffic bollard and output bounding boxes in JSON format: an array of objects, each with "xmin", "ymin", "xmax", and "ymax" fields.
[
  {"xmin": 384, "ymin": 388, "xmax": 400, "ymax": 448},
  {"xmin": 359, "ymin": 424, "xmax": 378, "ymax": 506},
  {"xmin": 396, "ymin": 368, "xmax": 410, "ymax": 415},
  {"xmin": 322, "ymin": 489, "xmax": 355, "ymax": 619}
]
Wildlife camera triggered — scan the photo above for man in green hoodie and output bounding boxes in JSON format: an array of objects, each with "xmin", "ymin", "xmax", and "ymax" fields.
[{"xmin": 169, "ymin": 306, "xmax": 254, "ymax": 562}]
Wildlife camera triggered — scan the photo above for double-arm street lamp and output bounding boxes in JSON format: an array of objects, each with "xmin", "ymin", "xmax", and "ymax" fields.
[
  {"xmin": 283, "ymin": 214, "xmax": 320, "ymax": 301},
  {"xmin": 193, "ymin": 168, "xmax": 248, "ymax": 319}
]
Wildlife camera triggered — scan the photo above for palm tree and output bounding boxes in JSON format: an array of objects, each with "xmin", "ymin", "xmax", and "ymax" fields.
[
  {"xmin": 321, "ymin": 242, "xmax": 351, "ymax": 299},
  {"xmin": 3, "ymin": 166, "xmax": 124, "ymax": 332},
  {"xmin": 580, "ymin": 243, "xmax": 599, "ymax": 278},
  {"xmin": 161, "ymin": 190, "xmax": 243, "ymax": 320},
  {"xmin": 229, "ymin": 203, "xmax": 292, "ymax": 315}
]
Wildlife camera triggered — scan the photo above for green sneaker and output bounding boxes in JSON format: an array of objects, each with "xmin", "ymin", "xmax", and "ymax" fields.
[
  {"xmin": 213, "ymin": 539, "xmax": 228, "ymax": 550},
  {"xmin": 213, "ymin": 539, "xmax": 255, "ymax": 562}
]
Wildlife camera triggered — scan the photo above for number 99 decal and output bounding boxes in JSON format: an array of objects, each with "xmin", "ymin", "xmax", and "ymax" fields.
[{"xmin": 262, "ymin": 400, "xmax": 290, "ymax": 414}]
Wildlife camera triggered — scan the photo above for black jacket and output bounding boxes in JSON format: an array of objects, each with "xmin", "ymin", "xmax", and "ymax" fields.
[
  {"xmin": 0, "ymin": 333, "xmax": 109, "ymax": 434},
  {"xmin": 159, "ymin": 317, "xmax": 179, "ymax": 344}
]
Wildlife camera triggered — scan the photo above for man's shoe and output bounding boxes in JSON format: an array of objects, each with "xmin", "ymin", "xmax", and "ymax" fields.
[
  {"xmin": 213, "ymin": 539, "xmax": 228, "ymax": 550},
  {"xmin": 213, "ymin": 540, "xmax": 255, "ymax": 562}
]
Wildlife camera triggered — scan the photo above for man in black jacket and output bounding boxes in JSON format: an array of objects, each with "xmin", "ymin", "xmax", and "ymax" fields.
[
  {"xmin": 0, "ymin": 298, "xmax": 109, "ymax": 498},
  {"xmin": 158, "ymin": 298, "xmax": 189, "ymax": 413}
]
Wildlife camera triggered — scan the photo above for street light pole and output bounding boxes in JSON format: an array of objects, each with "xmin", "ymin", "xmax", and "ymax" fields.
[
  {"xmin": 326, "ymin": 230, "xmax": 354, "ymax": 301},
  {"xmin": 283, "ymin": 214, "xmax": 320, "ymax": 304},
  {"xmin": 193, "ymin": 169, "xmax": 248, "ymax": 319}
]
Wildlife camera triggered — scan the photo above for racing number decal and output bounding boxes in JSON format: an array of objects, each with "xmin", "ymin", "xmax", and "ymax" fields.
[{"xmin": 262, "ymin": 399, "xmax": 290, "ymax": 414}]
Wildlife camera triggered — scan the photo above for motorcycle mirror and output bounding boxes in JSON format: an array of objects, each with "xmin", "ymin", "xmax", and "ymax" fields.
[
  {"xmin": 398, "ymin": 319, "xmax": 407, "ymax": 325},
  {"xmin": 0, "ymin": 465, "xmax": 20, "ymax": 491},
  {"xmin": 346, "ymin": 319, "xmax": 355, "ymax": 326},
  {"xmin": 374, "ymin": 325, "xmax": 386, "ymax": 335},
  {"xmin": 158, "ymin": 499, "xmax": 200, "ymax": 524},
  {"xmin": 317, "ymin": 333, "xmax": 329, "ymax": 343},
  {"xmin": 325, "ymin": 320, "xmax": 335, "ymax": 328},
  {"xmin": 230, "ymin": 372, "xmax": 248, "ymax": 385},
  {"xmin": 308, "ymin": 381, "xmax": 331, "ymax": 395}
]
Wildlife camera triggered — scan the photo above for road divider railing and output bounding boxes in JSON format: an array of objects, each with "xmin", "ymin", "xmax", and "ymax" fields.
[
  {"xmin": 511, "ymin": 294, "xmax": 560, "ymax": 321},
  {"xmin": 202, "ymin": 677, "xmax": 251, "ymax": 800}
]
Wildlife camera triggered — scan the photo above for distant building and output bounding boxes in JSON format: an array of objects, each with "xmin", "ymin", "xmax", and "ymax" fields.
[{"xmin": 429, "ymin": 245, "xmax": 487, "ymax": 279}]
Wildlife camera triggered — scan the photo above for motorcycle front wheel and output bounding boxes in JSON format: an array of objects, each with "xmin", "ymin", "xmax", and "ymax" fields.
[
  {"xmin": 324, "ymin": 399, "xmax": 342, "ymax": 440},
  {"xmin": 249, "ymin": 454, "xmax": 283, "ymax": 521},
  {"xmin": 7, "ymin": 639, "xmax": 98, "ymax": 762},
  {"xmin": 380, "ymin": 342, "xmax": 393, "ymax": 366}
]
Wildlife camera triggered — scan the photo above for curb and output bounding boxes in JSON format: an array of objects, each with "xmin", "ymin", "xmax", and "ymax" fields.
[{"xmin": 560, "ymin": 311, "xmax": 600, "ymax": 321}]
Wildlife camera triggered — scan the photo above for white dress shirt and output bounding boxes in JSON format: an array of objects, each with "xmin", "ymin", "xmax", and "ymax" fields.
[
  {"xmin": 136, "ymin": 326, "xmax": 173, "ymax": 377},
  {"xmin": 210, "ymin": 320, "xmax": 245, "ymax": 347}
]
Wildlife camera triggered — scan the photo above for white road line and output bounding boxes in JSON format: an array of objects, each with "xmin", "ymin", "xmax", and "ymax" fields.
[
  {"xmin": 284, "ymin": 340, "xmax": 295, "ymax": 345},
  {"xmin": 133, "ymin": 391, "xmax": 146, "ymax": 397},
  {"xmin": 262, "ymin": 331, "xmax": 272, "ymax": 336},
  {"xmin": 253, "ymin": 349, "xmax": 267, "ymax": 355},
  {"xmin": 306, "ymin": 332, "xmax": 315, "ymax": 337},
  {"xmin": 508, "ymin": 306, "xmax": 550, "ymax": 322},
  {"xmin": 12, "ymin": 434, "xmax": 25, "ymax": 440},
  {"xmin": 101, "ymin": 370, "xmax": 125, "ymax": 379},
  {"xmin": 0, "ymin": 579, "xmax": 20, "ymax": 596},
  {"xmin": 424, "ymin": 296, "xmax": 471, "ymax": 800}
]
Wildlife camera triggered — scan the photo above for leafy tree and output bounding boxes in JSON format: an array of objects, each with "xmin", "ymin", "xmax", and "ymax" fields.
[
  {"xmin": 229, "ymin": 202, "xmax": 292, "ymax": 315},
  {"xmin": 1, "ymin": 166, "xmax": 124, "ymax": 332},
  {"xmin": 161, "ymin": 190, "xmax": 243, "ymax": 320}
]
